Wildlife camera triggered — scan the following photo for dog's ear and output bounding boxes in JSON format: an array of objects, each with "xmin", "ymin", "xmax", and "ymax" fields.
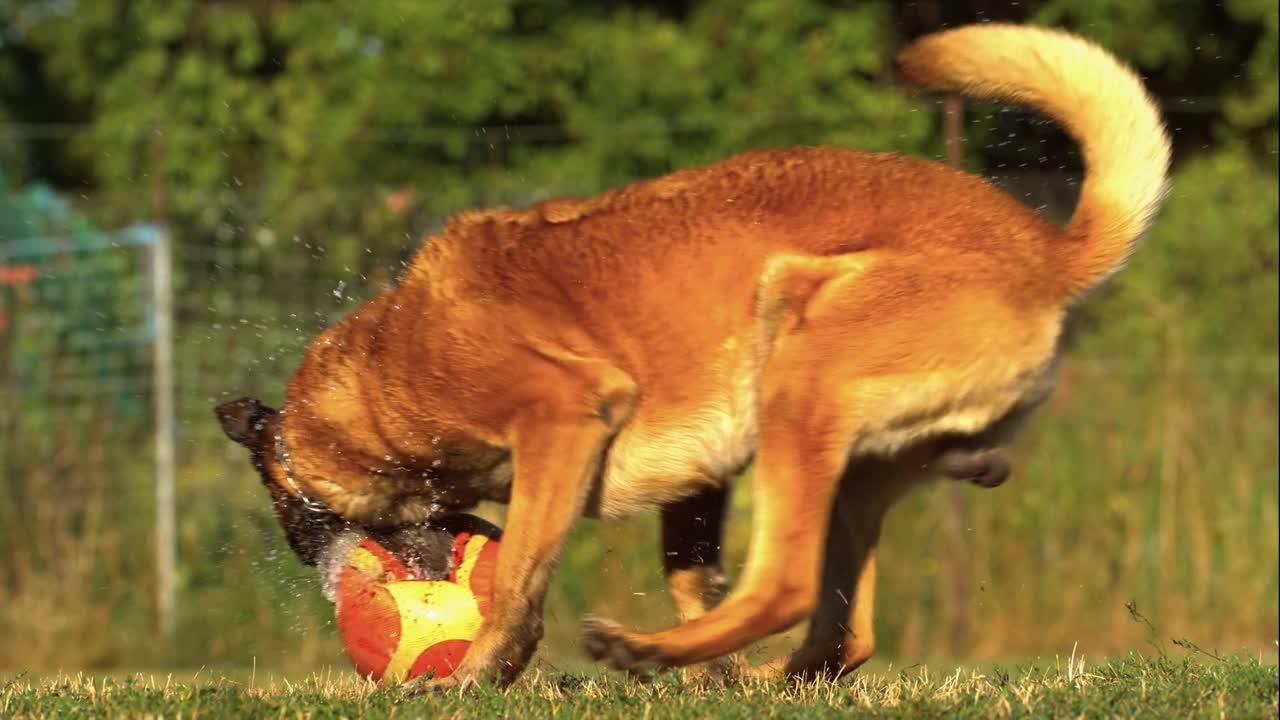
[{"xmin": 214, "ymin": 397, "xmax": 276, "ymax": 447}]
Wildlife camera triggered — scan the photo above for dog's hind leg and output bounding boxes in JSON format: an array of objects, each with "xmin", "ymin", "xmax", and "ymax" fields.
[
  {"xmin": 581, "ymin": 253, "xmax": 881, "ymax": 670},
  {"xmin": 745, "ymin": 435, "xmax": 1010, "ymax": 681},
  {"xmin": 746, "ymin": 457, "xmax": 916, "ymax": 680},
  {"xmin": 580, "ymin": 252, "xmax": 1055, "ymax": 672},
  {"xmin": 582, "ymin": 351, "xmax": 860, "ymax": 669},
  {"xmin": 660, "ymin": 485, "xmax": 746, "ymax": 681},
  {"xmin": 662, "ymin": 486, "xmax": 732, "ymax": 623}
]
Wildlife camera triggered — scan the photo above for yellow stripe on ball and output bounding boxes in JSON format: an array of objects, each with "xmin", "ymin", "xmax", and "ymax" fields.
[
  {"xmin": 348, "ymin": 546, "xmax": 385, "ymax": 578},
  {"xmin": 453, "ymin": 535, "xmax": 489, "ymax": 589},
  {"xmin": 381, "ymin": 580, "xmax": 483, "ymax": 682}
]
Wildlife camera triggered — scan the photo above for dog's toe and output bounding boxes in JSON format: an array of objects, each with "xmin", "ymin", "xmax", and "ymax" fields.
[
  {"xmin": 682, "ymin": 654, "xmax": 750, "ymax": 686},
  {"xmin": 400, "ymin": 676, "xmax": 450, "ymax": 697},
  {"xmin": 741, "ymin": 656, "xmax": 789, "ymax": 682},
  {"xmin": 580, "ymin": 616, "xmax": 664, "ymax": 672},
  {"xmin": 399, "ymin": 671, "xmax": 480, "ymax": 697},
  {"xmin": 580, "ymin": 615, "xmax": 619, "ymax": 662}
]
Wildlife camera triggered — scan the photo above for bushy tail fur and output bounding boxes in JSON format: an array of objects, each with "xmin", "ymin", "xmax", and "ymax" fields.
[{"xmin": 896, "ymin": 23, "xmax": 1171, "ymax": 297}]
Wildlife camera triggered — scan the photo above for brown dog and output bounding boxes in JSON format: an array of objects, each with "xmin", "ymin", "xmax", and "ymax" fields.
[{"xmin": 215, "ymin": 23, "xmax": 1168, "ymax": 690}]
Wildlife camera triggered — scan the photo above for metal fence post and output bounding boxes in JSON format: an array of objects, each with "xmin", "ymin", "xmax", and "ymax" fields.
[{"xmin": 150, "ymin": 227, "xmax": 177, "ymax": 642}]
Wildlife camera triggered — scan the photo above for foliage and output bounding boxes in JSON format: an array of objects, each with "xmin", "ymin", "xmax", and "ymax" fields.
[
  {"xmin": 1, "ymin": 0, "xmax": 931, "ymax": 260},
  {"xmin": 1073, "ymin": 147, "xmax": 1279, "ymax": 365},
  {"xmin": 1030, "ymin": 0, "xmax": 1278, "ymax": 155}
]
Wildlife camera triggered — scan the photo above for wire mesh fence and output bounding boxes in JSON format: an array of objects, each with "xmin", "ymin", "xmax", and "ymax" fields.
[{"xmin": 1, "ymin": 225, "xmax": 167, "ymax": 663}]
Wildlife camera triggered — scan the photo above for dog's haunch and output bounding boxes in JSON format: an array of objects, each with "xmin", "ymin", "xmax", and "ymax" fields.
[{"xmin": 335, "ymin": 523, "xmax": 501, "ymax": 683}]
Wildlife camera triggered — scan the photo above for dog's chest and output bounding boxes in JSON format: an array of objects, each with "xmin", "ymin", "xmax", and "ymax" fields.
[{"xmin": 595, "ymin": 367, "xmax": 758, "ymax": 517}]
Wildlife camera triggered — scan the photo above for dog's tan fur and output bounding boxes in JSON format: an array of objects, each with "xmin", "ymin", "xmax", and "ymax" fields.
[{"xmin": 215, "ymin": 23, "xmax": 1169, "ymax": 690}]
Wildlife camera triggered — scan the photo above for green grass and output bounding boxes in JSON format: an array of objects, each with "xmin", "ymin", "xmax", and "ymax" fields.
[{"xmin": 5, "ymin": 654, "xmax": 1277, "ymax": 719}]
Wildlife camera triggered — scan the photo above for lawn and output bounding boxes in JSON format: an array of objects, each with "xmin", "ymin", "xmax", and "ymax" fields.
[{"xmin": 5, "ymin": 652, "xmax": 1276, "ymax": 719}]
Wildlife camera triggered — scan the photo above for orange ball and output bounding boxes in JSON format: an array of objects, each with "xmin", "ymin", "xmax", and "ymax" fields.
[{"xmin": 335, "ymin": 529, "xmax": 500, "ymax": 683}]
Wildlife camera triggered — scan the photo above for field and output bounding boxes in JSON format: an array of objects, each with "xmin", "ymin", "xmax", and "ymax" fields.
[{"xmin": 5, "ymin": 653, "xmax": 1277, "ymax": 719}]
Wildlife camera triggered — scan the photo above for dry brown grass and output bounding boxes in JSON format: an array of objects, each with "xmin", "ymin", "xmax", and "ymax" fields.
[{"xmin": 4, "ymin": 651, "xmax": 1277, "ymax": 719}]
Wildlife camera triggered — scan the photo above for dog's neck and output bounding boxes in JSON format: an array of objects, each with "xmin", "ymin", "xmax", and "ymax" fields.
[
  {"xmin": 273, "ymin": 417, "xmax": 336, "ymax": 516},
  {"xmin": 275, "ymin": 396, "xmax": 514, "ymax": 527}
]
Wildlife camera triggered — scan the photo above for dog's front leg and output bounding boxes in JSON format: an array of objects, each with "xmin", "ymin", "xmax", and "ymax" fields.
[{"xmin": 403, "ymin": 350, "xmax": 636, "ymax": 695}]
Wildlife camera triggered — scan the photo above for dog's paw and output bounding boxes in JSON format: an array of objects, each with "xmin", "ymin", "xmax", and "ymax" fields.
[
  {"xmin": 580, "ymin": 615, "xmax": 665, "ymax": 672},
  {"xmin": 679, "ymin": 653, "xmax": 751, "ymax": 686},
  {"xmin": 739, "ymin": 644, "xmax": 860, "ymax": 684},
  {"xmin": 399, "ymin": 670, "xmax": 481, "ymax": 697},
  {"xmin": 740, "ymin": 655, "xmax": 840, "ymax": 684}
]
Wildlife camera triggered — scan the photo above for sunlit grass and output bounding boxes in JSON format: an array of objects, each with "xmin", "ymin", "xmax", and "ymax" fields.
[{"xmin": 4, "ymin": 652, "xmax": 1276, "ymax": 719}]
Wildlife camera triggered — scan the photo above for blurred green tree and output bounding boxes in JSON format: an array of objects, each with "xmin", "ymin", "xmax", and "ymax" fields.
[{"xmin": 0, "ymin": 0, "xmax": 934, "ymax": 266}]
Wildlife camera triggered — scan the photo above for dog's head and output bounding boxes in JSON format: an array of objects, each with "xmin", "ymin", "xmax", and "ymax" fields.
[
  {"xmin": 214, "ymin": 396, "xmax": 471, "ymax": 574},
  {"xmin": 214, "ymin": 396, "xmax": 350, "ymax": 565}
]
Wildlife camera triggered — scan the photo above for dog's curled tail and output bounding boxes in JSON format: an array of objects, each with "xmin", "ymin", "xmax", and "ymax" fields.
[{"xmin": 896, "ymin": 23, "xmax": 1171, "ymax": 297}]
